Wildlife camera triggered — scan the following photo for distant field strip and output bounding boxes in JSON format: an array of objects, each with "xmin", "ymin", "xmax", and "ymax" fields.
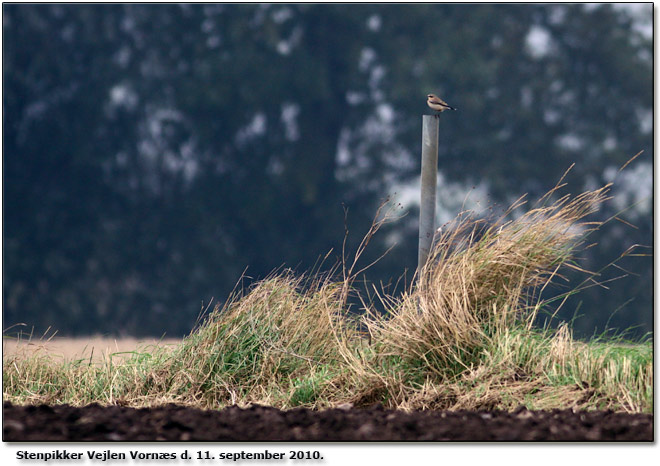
[{"xmin": 3, "ymin": 337, "xmax": 181, "ymax": 363}]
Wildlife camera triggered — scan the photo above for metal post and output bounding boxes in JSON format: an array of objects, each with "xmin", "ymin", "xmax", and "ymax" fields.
[{"xmin": 418, "ymin": 115, "xmax": 439, "ymax": 276}]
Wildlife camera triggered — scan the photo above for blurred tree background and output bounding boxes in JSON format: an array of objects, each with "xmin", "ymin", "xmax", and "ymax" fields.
[{"xmin": 3, "ymin": 4, "xmax": 652, "ymax": 339}]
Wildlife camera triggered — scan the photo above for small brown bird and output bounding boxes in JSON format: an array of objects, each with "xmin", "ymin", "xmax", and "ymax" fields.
[{"xmin": 427, "ymin": 94, "xmax": 456, "ymax": 117}]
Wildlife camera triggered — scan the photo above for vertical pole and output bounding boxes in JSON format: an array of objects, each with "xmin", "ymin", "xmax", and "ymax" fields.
[{"xmin": 418, "ymin": 115, "xmax": 439, "ymax": 276}]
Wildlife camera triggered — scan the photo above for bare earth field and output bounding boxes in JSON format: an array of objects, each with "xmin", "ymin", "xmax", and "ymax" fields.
[{"xmin": 3, "ymin": 402, "xmax": 653, "ymax": 441}]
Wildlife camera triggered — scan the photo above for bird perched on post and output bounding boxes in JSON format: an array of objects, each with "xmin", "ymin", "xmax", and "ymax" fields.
[{"xmin": 427, "ymin": 94, "xmax": 456, "ymax": 117}]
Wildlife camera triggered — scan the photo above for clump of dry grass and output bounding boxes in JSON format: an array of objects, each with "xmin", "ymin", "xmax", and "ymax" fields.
[
  {"xmin": 350, "ymin": 184, "xmax": 651, "ymax": 412},
  {"xmin": 365, "ymin": 186, "xmax": 610, "ymax": 379}
]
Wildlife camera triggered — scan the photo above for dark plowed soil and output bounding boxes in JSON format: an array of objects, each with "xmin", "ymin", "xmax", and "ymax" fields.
[{"xmin": 3, "ymin": 402, "xmax": 652, "ymax": 442}]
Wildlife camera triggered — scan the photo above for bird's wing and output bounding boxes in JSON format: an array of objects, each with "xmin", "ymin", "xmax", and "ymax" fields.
[{"xmin": 429, "ymin": 96, "xmax": 449, "ymax": 106}]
